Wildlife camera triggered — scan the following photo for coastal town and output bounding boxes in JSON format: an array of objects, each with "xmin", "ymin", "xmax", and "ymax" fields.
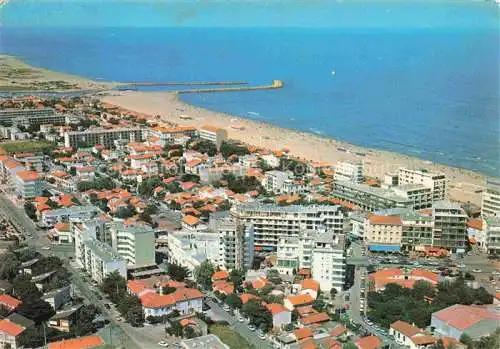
[{"xmin": 0, "ymin": 94, "xmax": 498, "ymax": 349}]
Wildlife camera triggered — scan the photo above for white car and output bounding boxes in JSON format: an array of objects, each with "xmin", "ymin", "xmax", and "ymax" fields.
[
  {"xmin": 222, "ymin": 304, "xmax": 230, "ymax": 311},
  {"xmin": 258, "ymin": 331, "xmax": 266, "ymax": 340},
  {"xmin": 472, "ymin": 269, "xmax": 482, "ymax": 273},
  {"xmin": 158, "ymin": 341, "xmax": 169, "ymax": 347},
  {"xmin": 41, "ymin": 246, "xmax": 51, "ymax": 250},
  {"xmin": 238, "ymin": 316, "xmax": 245, "ymax": 322},
  {"xmin": 248, "ymin": 324, "xmax": 256, "ymax": 331}
]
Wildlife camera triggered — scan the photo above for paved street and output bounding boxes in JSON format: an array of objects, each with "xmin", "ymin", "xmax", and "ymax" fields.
[{"xmin": 206, "ymin": 299, "xmax": 273, "ymax": 349}]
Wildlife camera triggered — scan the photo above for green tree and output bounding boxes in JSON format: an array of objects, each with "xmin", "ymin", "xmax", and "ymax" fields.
[
  {"xmin": 13, "ymin": 274, "xmax": 42, "ymax": 301},
  {"xmin": 0, "ymin": 252, "xmax": 21, "ymax": 280},
  {"xmin": 241, "ymin": 299, "xmax": 272, "ymax": 332},
  {"xmin": 72, "ymin": 304, "xmax": 98, "ymax": 336},
  {"xmin": 411, "ymin": 280, "xmax": 435, "ymax": 300},
  {"xmin": 17, "ymin": 299, "xmax": 55, "ymax": 324},
  {"xmin": 229, "ymin": 268, "xmax": 245, "ymax": 292},
  {"xmin": 24, "ymin": 202, "xmax": 37, "ymax": 220},
  {"xmin": 167, "ymin": 262, "xmax": 191, "ymax": 282},
  {"xmin": 225, "ymin": 294, "xmax": 243, "ymax": 310},
  {"xmin": 194, "ymin": 260, "xmax": 215, "ymax": 290},
  {"xmin": 184, "ymin": 325, "xmax": 197, "ymax": 339},
  {"xmin": 115, "ymin": 205, "xmax": 135, "ymax": 219},
  {"xmin": 343, "ymin": 341, "xmax": 359, "ymax": 349},
  {"xmin": 101, "ymin": 271, "xmax": 127, "ymax": 303},
  {"xmin": 118, "ymin": 294, "xmax": 144, "ymax": 327}
]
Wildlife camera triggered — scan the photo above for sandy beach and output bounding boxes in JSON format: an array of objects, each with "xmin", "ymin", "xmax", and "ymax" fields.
[
  {"xmin": 102, "ymin": 90, "xmax": 490, "ymax": 206},
  {"xmin": 0, "ymin": 55, "xmax": 118, "ymax": 92}
]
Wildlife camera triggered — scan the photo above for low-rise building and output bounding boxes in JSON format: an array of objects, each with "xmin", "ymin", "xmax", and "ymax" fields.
[
  {"xmin": 42, "ymin": 286, "xmax": 71, "ymax": 310},
  {"xmin": 42, "ymin": 205, "xmax": 98, "ymax": 228},
  {"xmin": 167, "ymin": 231, "xmax": 220, "ymax": 272},
  {"xmin": 77, "ymin": 239, "xmax": 127, "ymax": 283},
  {"xmin": 364, "ymin": 215, "xmax": 403, "ymax": 252},
  {"xmin": 181, "ymin": 334, "xmax": 230, "ymax": 349},
  {"xmin": 47, "ymin": 335, "xmax": 105, "ymax": 349},
  {"xmin": 264, "ymin": 303, "xmax": 292, "ymax": 329},
  {"xmin": 390, "ymin": 320, "xmax": 436, "ymax": 349},
  {"xmin": 431, "ymin": 304, "xmax": 500, "ymax": 340},
  {"xmin": 0, "ymin": 318, "xmax": 26, "ymax": 349},
  {"xmin": 263, "ymin": 170, "xmax": 293, "ymax": 193}
]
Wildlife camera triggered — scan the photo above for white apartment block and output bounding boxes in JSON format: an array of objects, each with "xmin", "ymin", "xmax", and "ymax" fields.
[
  {"xmin": 0, "ymin": 107, "xmax": 55, "ymax": 126},
  {"xmin": 231, "ymin": 203, "xmax": 345, "ymax": 252},
  {"xmin": 149, "ymin": 126, "xmax": 196, "ymax": 146},
  {"xmin": 398, "ymin": 168, "xmax": 447, "ymax": 201},
  {"xmin": 166, "ymin": 231, "xmax": 220, "ymax": 272},
  {"xmin": 481, "ymin": 179, "xmax": 500, "ymax": 217},
  {"xmin": 41, "ymin": 205, "xmax": 98, "ymax": 228},
  {"xmin": 73, "ymin": 220, "xmax": 112, "ymax": 264},
  {"xmin": 78, "ymin": 238, "xmax": 127, "ymax": 283},
  {"xmin": 282, "ymin": 179, "xmax": 307, "ymax": 195},
  {"xmin": 334, "ymin": 160, "xmax": 363, "ymax": 184},
  {"xmin": 392, "ymin": 184, "xmax": 433, "ymax": 209},
  {"xmin": 263, "ymin": 170, "xmax": 293, "ymax": 193},
  {"xmin": 111, "ymin": 223, "xmax": 156, "ymax": 267},
  {"xmin": 199, "ymin": 165, "xmax": 246, "ymax": 184},
  {"xmin": 311, "ymin": 231, "xmax": 346, "ymax": 293},
  {"xmin": 400, "ymin": 211, "xmax": 434, "ymax": 252},
  {"xmin": 208, "ymin": 213, "xmax": 254, "ymax": 271},
  {"xmin": 199, "ymin": 124, "xmax": 228, "ymax": 150},
  {"xmin": 64, "ymin": 127, "xmax": 144, "ymax": 148},
  {"xmin": 14, "ymin": 170, "xmax": 42, "ymax": 199},
  {"xmin": 484, "ymin": 217, "xmax": 500, "ymax": 255}
]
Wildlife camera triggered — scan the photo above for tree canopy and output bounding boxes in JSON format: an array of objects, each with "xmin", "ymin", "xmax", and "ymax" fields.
[
  {"xmin": 194, "ymin": 260, "xmax": 215, "ymax": 290},
  {"xmin": 167, "ymin": 262, "xmax": 191, "ymax": 282}
]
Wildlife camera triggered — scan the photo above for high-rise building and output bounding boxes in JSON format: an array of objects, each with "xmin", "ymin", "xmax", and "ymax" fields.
[
  {"xmin": 334, "ymin": 160, "xmax": 363, "ymax": 184},
  {"xmin": 431, "ymin": 201, "xmax": 468, "ymax": 251},
  {"xmin": 311, "ymin": 231, "xmax": 346, "ymax": 293},
  {"xmin": 14, "ymin": 170, "xmax": 42, "ymax": 198},
  {"xmin": 208, "ymin": 213, "xmax": 254, "ymax": 271},
  {"xmin": 481, "ymin": 179, "xmax": 500, "ymax": 217},
  {"xmin": 398, "ymin": 168, "xmax": 447, "ymax": 201},
  {"xmin": 111, "ymin": 223, "xmax": 155, "ymax": 266},
  {"xmin": 231, "ymin": 203, "xmax": 345, "ymax": 252},
  {"xmin": 484, "ymin": 217, "xmax": 500, "ymax": 255}
]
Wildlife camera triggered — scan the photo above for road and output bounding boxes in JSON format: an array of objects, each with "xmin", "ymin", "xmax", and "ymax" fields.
[
  {"xmin": 205, "ymin": 299, "xmax": 273, "ymax": 349},
  {"xmin": 0, "ymin": 193, "xmax": 153, "ymax": 349}
]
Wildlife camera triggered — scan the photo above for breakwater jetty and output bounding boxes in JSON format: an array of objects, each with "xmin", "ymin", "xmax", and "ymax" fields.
[
  {"xmin": 177, "ymin": 80, "xmax": 284, "ymax": 94},
  {"xmin": 118, "ymin": 81, "xmax": 248, "ymax": 90}
]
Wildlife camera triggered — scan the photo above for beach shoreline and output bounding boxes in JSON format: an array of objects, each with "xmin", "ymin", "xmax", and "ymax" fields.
[{"xmin": 101, "ymin": 90, "xmax": 490, "ymax": 206}]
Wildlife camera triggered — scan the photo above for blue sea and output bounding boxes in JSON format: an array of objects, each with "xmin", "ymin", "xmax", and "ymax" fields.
[{"xmin": 1, "ymin": 1, "xmax": 499, "ymax": 176}]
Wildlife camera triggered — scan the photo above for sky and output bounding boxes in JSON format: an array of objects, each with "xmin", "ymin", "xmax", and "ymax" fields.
[{"xmin": 1, "ymin": 0, "xmax": 498, "ymax": 28}]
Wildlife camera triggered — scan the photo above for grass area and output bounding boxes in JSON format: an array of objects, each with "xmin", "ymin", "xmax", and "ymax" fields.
[
  {"xmin": 0, "ymin": 140, "xmax": 55, "ymax": 154},
  {"xmin": 208, "ymin": 324, "xmax": 255, "ymax": 349}
]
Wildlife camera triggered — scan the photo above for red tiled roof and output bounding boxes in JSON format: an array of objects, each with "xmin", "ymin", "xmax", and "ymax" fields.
[
  {"xmin": 240, "ymin": 293, "xmax": 260, "ymax": 305},
  {"xmin": 211, "ymin": 270, "xmax": 230, "ymax": 282},
  {"xmin": 433, "ymin": 304, "xmax": 500, "ymax": 331},
  {"xmin": 329, "ymin": 326, "xmax": 348, "ymax": 337},
  {"xmin": 300, "ymin": 279, "xmax": 320, "ymax": 292},
  {"xmin": 16, "ymin": 170, "xmax": 40, "ymax": 181},
  {"xmin": 47, "ymin": 335, "xmax": 105, "ymax": 349},
  {"xmin": 390, "ymin": 320, "xmax": 421, "ymax": 338},
  {"xmin": 182, "ymin": 215, "xmax": 200, "ymax": 226},
  {"xmin": 171, "ymin": 287, "xmax": 204, "ymax": 302},
  {"xmin": 212, "ymin": 281, "xmax": 234, "ymax": 295},
  {"xmin": 368, "ymin": 215, "xmax": 402, "ymax": 225},
  {"xmin": 127, "ymin": 280, "xmax": 149, "ymax": 295},
  {"xmin": 299, "ymin": 337, "xmax": 318, "ymax": 349},
  {"xmin": 294, "ymin": 327, "xmax": 314, "ymax": 340},
  {"xmin": 355, "ymin": 336, "xmax": 382, "ymax": 349},
  {"xmin": 265, "ymin": 303, "xmax": 289, "ymax": 315},
  {"xmin": 299, "ymin": 312, "xmax": 330, "ymax": 325},
  {"xmin": 286, "ymin": 293, "xmax": 314, "ymax": 306},
  {"xmin": 467, "ymin": 218, "xmax": 483, "ymax": 230},
  {"xmin": 0, "ymin": 319, "xmax": 25, "ymax": 336},
  {"xmin": 0, "ymin": 294, "xmax": 22, "ymax": 309},
  {"xmin": 140, "ymin": 292, "xmax": 175, "ymax": 309}
]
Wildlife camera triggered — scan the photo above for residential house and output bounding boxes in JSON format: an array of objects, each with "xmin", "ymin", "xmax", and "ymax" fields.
[{"xmin": 390, "ymin": 320, "xmax": 437, "ymax": 349}]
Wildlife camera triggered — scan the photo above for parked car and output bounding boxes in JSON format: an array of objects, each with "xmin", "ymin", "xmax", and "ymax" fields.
[
  {"xmin": 222, "ymin": 304, "xmax": 230, "ymax": 312},
  {"xmin": 248, "ymin": 324, "xmax": 256, "ymax": 331},
  {"xmin": 158, "ymin": 341, "xmax": 169, "ymax": 347}
]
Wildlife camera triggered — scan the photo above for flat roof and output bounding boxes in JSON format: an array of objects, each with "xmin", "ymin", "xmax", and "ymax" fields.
[{"xmin": 181, "ymin": 334, "xmax": 229, "ymax": 349}]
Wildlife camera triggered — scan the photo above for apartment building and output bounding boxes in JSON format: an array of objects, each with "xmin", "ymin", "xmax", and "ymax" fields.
[
  {"xmin": 14, "ymin": 113, "xmax": 66, "ymax": 130},
  {"xmin": 166, "ymin": 231, "xmax": 220, "ymax": 272},
  {"xmin": 41, "ymin": 205, "xmax": 98, "ymax": 227},
  {"xmin": 431, "ymin": 201, "xmax": 468, "ymax": 251},
  {"xmin": 333, "ymin": 181, "xmax": 412, "ymax": 212},
  {"xmin": 484, "ymin": 217, "xmax": 500, "ymax": 255},
  {"xmin": 334, "ymin": 160, "xmax": 363, "ymax": 184},
  {"xmin": 364, "ymin": 215, "xmax": 403, "ymax": 252},
  {"xmin": 0, "ymin": 107, "xmax": 55, "ymax": 126},
  {"xmin": 64, "ymin": 127, "xmax": 143, "ymax": 148},
  {"xmin": 208, "ymin": 213, "xmax": 254, "ymax": 271},
  {"xmin": 400, "ymin": 211, "xmax": 434, "ymax": 252},
  {"xmin": 73, "ymin": 219, "xmax": 112, "ymax": 264},
  {"xmin": 111, "ymin": 223, "xmax": 155, "ymax": 266},
  {"xmin": 398, "ymin": 168, "xmax": 447, "ymax": 201},
  {"xmin": 481, "ymin": 179, "xmax": 500, "ymax": 217},
  {"xmin": 312, "ymin": 231, "xmax": 346, "ymax": 293},
  {"xmin": 149, "ymin": 126, "xmax": 196, "ymax": 146},
  {"xmin": 77, "ymin": 239, "xmax": 127, "ymax": 284},
  {"xmin": 231, "ymin": 203, "xmax": 345, "ymax": 252},
  {"xmin": 199, "ymin": 124, "xmax": 228, "ymax": 150},
  {"xmin": 392, "ymin": 184, "xmax": 433, "ymax": 209},
  {"xmin": 199, "ymin": 165, "xmax": 246, "ymax": 184},
  {"xmin": 263, "ymin": 170, "xmax": 293, "ymax": 193},
  {"xmin": 14, "ymin": 170, "xmax": 42, "ymax": 199}
]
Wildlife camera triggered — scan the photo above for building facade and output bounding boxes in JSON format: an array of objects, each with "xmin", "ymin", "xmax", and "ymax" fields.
[
  {"xmin": 484, "ymin": 217, "xmax": 500, "ymax": 255},
  {"xmin": 77, "ymin": 239, "xmax": 127, "ymax": 283},
  {"xmin": 481, "ymin": 179, "xmax": 500, "ymax": 217},
  {"xmin": 64, "ymin": 127, "xmax": 144, "ymax": 148},
  {"xmin": 334, "ymin": 160, "xmax": 363, "ymax": 184},
  {"xmin": 0, "ymin": 107, "xmax": 55, "ymax": 126},
  {"xmin": 111, "ymin": 223, "xmax": 156, "ymax": 266},
  {"xmin": 231, "ymin": 203, "xmax": 345, "ymax": 252},
  {"xmin": 199, "ymin": 124, "xmax": 228, "ymax": 150},
  {"xmin": 398, "ymin": 168, "xmax": 447, "ymax": 202},
  {"xmin": 14, "ymin": 170, "xmax": 42, "ymax": 199},
  {"xmin": 431, "ymin": 201, "xmax": 468, "ymax": 251},
  {"xmin": 311, "ymin": 232, "xmax": 346, "ymax": 292}
]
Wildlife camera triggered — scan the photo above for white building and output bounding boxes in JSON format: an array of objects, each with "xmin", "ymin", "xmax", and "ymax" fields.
[
  {"xmin": 14, "ymin": 170, "xmax": 42, "ymax": 199},
  {"xmin": 484, "ymin": 217, "xmax": 500, "ymax": 255},
  {"xmin": 111, "ymin": 223, "xmax": 156, "ymax": 267},
  {"xmin": 481, "ymin": 179, "xmax": 500, "ymax": 217},
  {"xmin": 392, "ymin": 184, "xmax": 433, "ymax": 209},
  {"xmin": 167, "ymin": 231, "xmax": 220, "ymax": 272},
  {"xmin": 199, "ymin": 165, "xmax": 246, "ymax": 184},
  {"xmin": 431, "ymin": 200, "xmax": 468, "ymax": 252},
  {"xmin": 334, "ymin": 160, "xmax": 363, "ymax": 184},
  {"xmin": 41, "ymin": 205, "xmax": 98, "ymax": 228},
  {"xmin": 231, "ymin": 203, "xmax": 345, "ymax": 252},
  {"xmin": 208, "ymin": 213, "xmax": 254, "ymax": 271},
  {"xmin": 199, "ymin": 124, "xmax": 228, "ymax": 150},
  {"xmin": 149, "ymin": 126, "xmax": 197, "ymax": 146},
  {"xmin": 263, "ymin": 170, "xmax": 293, "ymax": 193},
  {"xmin": 398, "ymin": 168, "xmax": 447, "ymax": 202},
  {"xmin": 64, "ymin": 127, "xmax": 144, "ymax": 148},
  {"xmin": 311, "ymin": 231, "xmax": 346, "ymax": 293},
  {"xmin": 77, "ymin": 239, "xmax": 127, "ymax": 283},
  {"xmin": 364, "ymin": 215, "xmax": 403, "ymax": 252},
  {"xmin": 390, "ymin": 320, "xmax": 436, "ymax": 349}
]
